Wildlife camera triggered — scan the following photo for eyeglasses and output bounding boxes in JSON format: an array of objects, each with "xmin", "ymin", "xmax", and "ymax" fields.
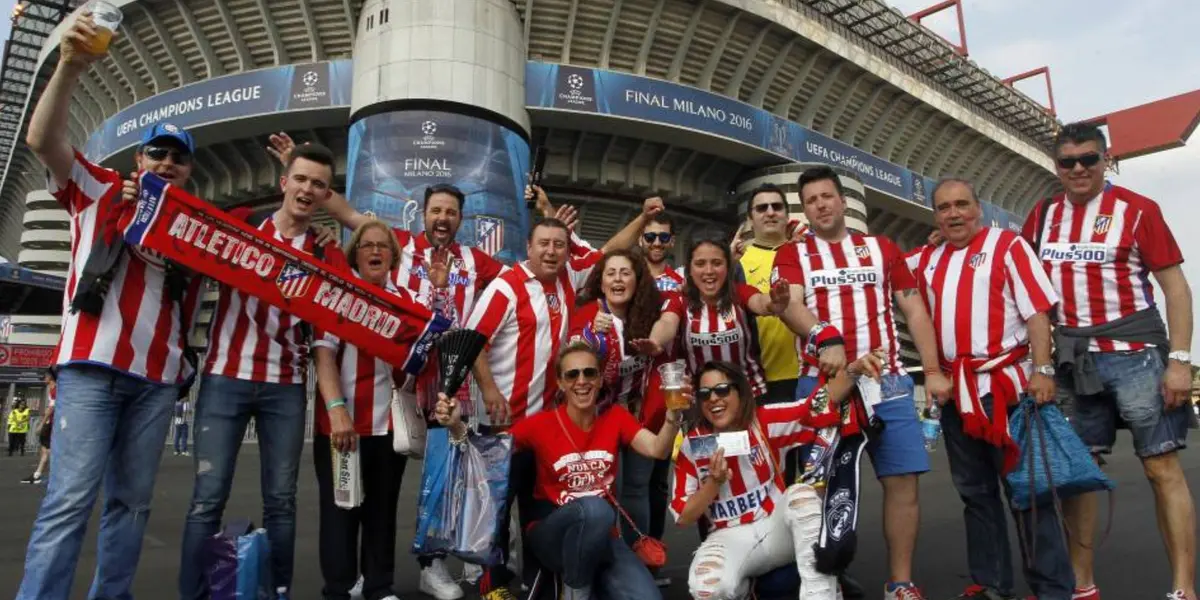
[
  {"xmin": 142, "ymin": 145, "xmax": 192, "ymax": 165},
  {"xmin": 696, "ymin": 382, "xmax": 735, "ymax": 402},
  {"xmin": 1056, "ymin": 153, "xmax": 1102, "ymax": 170},
  {"xmin": 752, "ymin": 202, "xmax": 786, "ymax": 214},
  {"xmin": 562, "ymin": 367, "xmax": 600, "ymax": 381},
  {"xmin": 642, "ymin": 232, "xmax": 673, "ymax": 244},
  {"xmin": 357, "ymin": 241, "xmax": 391, "ymax": 253}
]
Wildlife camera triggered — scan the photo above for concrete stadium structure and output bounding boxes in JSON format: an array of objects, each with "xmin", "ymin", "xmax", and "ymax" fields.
[{"xmin": 0, "ymin": 0, "xmax": 1062, "ymax": 355}]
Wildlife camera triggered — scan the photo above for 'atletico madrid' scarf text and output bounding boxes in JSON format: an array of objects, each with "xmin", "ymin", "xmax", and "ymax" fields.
[{"xmin": 123, "ymin": 172, "xmax": 451, "ymax": 373}]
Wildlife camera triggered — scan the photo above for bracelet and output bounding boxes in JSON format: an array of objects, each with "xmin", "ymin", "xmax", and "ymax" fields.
[
  {"xmin": 448, "ymin": 428, "xmax": 469, "ymax": 445},
  {"xmin": 325, "ymin": 398, "xmax": 346, "ymax": 410}
]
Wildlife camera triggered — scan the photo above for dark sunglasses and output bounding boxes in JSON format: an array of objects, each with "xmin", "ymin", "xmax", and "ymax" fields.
[
  {"xmin": 142, "ymin": 145, "xmax": 192, "ymax": 165},
  {"xmin": 1056, "ymin": 153, "xmax": 1102, "ymax": 170},
  {"xmin": 642, "ymin": 232, "xmax": 673, "ymax": 244},
  {"xmin": 563, "ymin": 367, "xmax": 600, "ymax": 381},
  {"xmin": 697, "ymin": 382, "xmax": 735, "ymax": 402},
  {"xmin": 753, "ymin": 201, "xmax": 786, "ymax": 214}
]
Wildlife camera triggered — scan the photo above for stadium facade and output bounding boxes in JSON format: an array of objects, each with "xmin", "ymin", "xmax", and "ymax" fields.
[{"xmin": 0, "ymin": 0, "xmax": 1062, "ymax": 389}]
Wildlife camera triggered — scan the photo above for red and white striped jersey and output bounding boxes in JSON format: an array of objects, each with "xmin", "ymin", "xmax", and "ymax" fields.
[
  {"xmin": 773, "ymin": 233, "xmax": 916, "ymax": 377},
  {"xmin": 465, "ymin": 251, "xmax": 604, "ymax": 422},
  {"xmin": 670, "ymin": 401, "xmax": 822, "ymax": 532},
  {"xmin": 203, "ymin": 217, "xmax": 346, "ymax": 384},
  {"xmin": 906, "ymin": 228, "xmax": 1058, "ymax": 399},
  {"xmin": 312, "ymin": 276, "xmax": 406, "ymax": 437},
  {"xmin": 663, "ymin": 285, "xmax": 767, "ymax": 397},
  {"xmin": 568, "ymin": 300, "xmax": 652, "ymax": 406},
  {"xmin": 391, "ymin": 229, "xmax": 505, "ymax": 327},
  {"xmin": 51, "ymin": 150, "xmax": 203, "ymax": 384},
  {"xmin": 1021, "ymin": 185, "xmax": 1183, "ymax": 352},
  {"xmin": 654, "ymin": 265, "xmax": 685, "ymax": 293}
]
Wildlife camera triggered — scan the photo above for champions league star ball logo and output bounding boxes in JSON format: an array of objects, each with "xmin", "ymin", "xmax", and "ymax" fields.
[
  {"xmin": 567, "ymin": 73, "xmax": 585, "ymax": 94},
  {"xmin": 302, "ymin": 71, "xmax": 319, "ymax": 87},
  {"xmin": 413, "ymin": 120, "xmax": 445, "ymax": 150},
  {"xmin": 422, "ymin": 121, "xmax": 438, "ymax": 136}
]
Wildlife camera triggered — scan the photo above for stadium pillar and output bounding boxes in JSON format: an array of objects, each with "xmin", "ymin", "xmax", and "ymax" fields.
[{"xmin": 346, "ymin": 0, "xmax": 532, "ymax": 263}]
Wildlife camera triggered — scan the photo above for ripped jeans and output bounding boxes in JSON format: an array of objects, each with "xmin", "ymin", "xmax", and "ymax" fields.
[{"xmin": 689, "ymin": 484, "xmax": 840, "ymax": 600}]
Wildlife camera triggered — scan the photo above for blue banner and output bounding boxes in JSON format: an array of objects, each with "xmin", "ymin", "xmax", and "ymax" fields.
[
  {"xmin": 345, "ymin": 111, "xmax": 530, "ymax": 265},
  {"xmin": 83, "ymin": 60, "xmax": 352, "ymax": 161}
]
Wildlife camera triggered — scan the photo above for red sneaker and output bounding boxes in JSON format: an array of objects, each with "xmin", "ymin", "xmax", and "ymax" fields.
[{"xmin": 1072, "ymin": 585, "xmax": 1100, "ymax": 600}]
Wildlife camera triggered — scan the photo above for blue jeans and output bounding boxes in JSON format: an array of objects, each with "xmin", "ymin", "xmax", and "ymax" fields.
[
  {"xmin": 17, "ymin": 364, "xmax": 177, "ymax": 600},
  {"xmin": 174, "ymin": 423, "xmax": 189, "ymax": 454},
  {"xmin": 178, "ymin": 374, "xmax": 307, "ymax": 599},
  {"xmin": 942, "ymin": 396, "xmax": 1074, "ymax": 599},
  {"xmin": 528, "ymin": 497, "xmax": 661, "ymax": 599},
  {"xmin": 1059, "ymin": 349, "xmax": 1189, "ymax": 457},
  {"xmin": 617, "ymin": 446, "xmax": 655, "ymax": 546}
]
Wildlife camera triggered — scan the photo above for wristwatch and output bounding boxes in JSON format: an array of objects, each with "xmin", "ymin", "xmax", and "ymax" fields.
[
  {"xmin": 1168, "ymin": 350, "xmax": 1192, "ymax": 364},
  {"xmin": 1034, "ymin": 364, "xmax": 1056, "ymax": 377}
]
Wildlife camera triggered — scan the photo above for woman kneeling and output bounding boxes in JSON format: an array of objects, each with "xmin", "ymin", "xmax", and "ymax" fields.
[
  {"xmin": 435, "ymin": 341, "xmax": 684, "ymax": 600},
  {"xmin": 672, "ymin": 360, "xmax": 870, "ymax": 600}
]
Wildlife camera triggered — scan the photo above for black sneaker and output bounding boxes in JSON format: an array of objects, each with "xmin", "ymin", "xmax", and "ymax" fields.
[{"xmin": 20, "ymin": 474, "xmax": 41, "ymax": 484}]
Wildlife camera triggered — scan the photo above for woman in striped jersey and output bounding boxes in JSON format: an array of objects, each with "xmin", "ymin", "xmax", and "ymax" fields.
[
  {"xmin": 671, "ymin": 359, "xmax": 877, "ymax": 600},
  {"xmin": 311, "ymin": 220, "xmax": 413, "ymax": 600}
]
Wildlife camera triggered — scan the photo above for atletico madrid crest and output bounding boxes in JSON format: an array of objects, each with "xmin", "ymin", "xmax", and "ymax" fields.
[
  {"xmin": 546, "ymin": 293, "xmax": 561, "ymax": 314},
  {"xmin": 476, "ymin": 216, "xmax": 504, "ymax": 258},
  {"xmin": 276, "ymin": 262, "xmax": 312, "ymax": 299},
  {"xmin": 1093, "ymin": 215, "xmax": 1113, "ymax": 235},
  {"xmin": 854, "ymin": 245, "xmax": 871, "ymax": 260},
  {"xmin": 968, "ymin": 252, "xmax": 988, "ymax": 269}
]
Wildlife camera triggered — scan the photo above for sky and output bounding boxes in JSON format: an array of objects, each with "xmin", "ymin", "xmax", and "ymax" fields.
[
  {"xmin": 889, "ymin": 0, "xmax": 1200, "ymax": 354},
  {"xmin": 0, "ymin": 1, "xmax": 1197, "ymax": 348}
]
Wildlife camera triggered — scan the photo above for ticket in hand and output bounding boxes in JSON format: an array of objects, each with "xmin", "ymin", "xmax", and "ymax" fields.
[
  {"xmin": 689, "ymin": 434, "xmax": 718, "ymax": 459},
  {"xmin": 717, "ymin": 431, "xmax": 752, "ymax": 456}
]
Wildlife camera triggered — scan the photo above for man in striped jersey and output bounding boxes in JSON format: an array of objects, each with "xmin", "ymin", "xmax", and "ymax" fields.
[
  {"xmin": 178, "ymin": 143, "xmax": 348, "ymax": 600},
  {"xmin": 775, "ymin": 165, "xmax": 951, "ymax": 600},
  {"xmin": 1022, "ymin": 122, "xmax": 1195, "ymax": 600},
  {"xmin": 465, "ymin": 199, "xmax": 663, "ymax": 599},
  {"xmin": 909, "ymin": 179, "xmax": 1071, "ymax": 600},
  {"xmin": 640, "ymin": 212, "xmax": 685, "ymax": 292},
  {"xmin": 16, "ymin": 14, "xmax": 205, "ymax": 600}
]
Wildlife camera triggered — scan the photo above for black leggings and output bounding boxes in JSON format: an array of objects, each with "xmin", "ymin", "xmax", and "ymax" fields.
[{"xmin": 7, "ymin": 432, "xmax": 26, "ymax": 456}]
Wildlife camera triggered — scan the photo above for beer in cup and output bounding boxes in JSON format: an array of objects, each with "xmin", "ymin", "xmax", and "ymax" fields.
[
  {"xmin": 658, "ymin": 360, "xmax": 689, "ymax": 411},
  {"xmin": 82, "ymin": 1, "xmax": 122, "ymax": 55}
]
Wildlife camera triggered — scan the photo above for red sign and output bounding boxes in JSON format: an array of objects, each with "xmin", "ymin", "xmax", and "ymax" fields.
[{"xmin": 0, "ymin": 344, "xmax": 55, "ymax": 368}]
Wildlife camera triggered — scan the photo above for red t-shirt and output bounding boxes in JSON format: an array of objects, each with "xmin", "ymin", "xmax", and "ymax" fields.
[{"xmin": 511, "ymin": 403, "xmax": 642, "ymax": 510}]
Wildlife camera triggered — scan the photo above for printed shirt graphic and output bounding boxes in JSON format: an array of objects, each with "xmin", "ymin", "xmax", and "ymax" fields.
[
  {"xmin": 313, "ymin": 274, "xmax": 408, "ymax": 437},
  {"xmin": 670, "ymin": 401, "xmax": 828, "ymax": 532},
  {"xmin": 51, "ymin": 150, "xmax": 203, "ymax": 384},
  {"xmin": 664, "ymin": 284, "xmax": 768, "ymax": 397},
  {"xmin": 1021, "ymin": 185, "xmax": 1182, "ymax": 352},
  {"xmin": 741, "ymin": 244, "xmax": 798, "ymax": 382},
  {"xmin": 203, "ymin": 216, "xmax": 348, "ymax": 384},
  {"xmin": 465, "ymin": 250, "xmax": 604, "ymax": 422},
  {"xmin": 392, "ymin": 229, "xmax": 505, "ymax": 327},
  {"xmin": 905, "ymin": 228, "xmax": 1058, "ymax": 400},
  {"xmin": 654, "ymin": 265, "xmax": 686, "ymax": 292},
  {"xmin": 512, "ymin": 404, "xmax": 642, "ymax": 506},
  {"xmin": 773, "ymin": 233, "xmax": 916, "ymax": 377}
]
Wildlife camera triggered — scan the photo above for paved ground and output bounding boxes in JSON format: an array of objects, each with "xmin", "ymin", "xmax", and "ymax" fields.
[{"xmin": 0, "ymin": 437, "xmax": 1196, "ymax": 599}]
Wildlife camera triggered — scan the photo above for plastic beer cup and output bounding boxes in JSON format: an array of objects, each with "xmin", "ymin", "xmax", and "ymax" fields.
[
  {"xmin": 84, "ymin": 1, "xmax": 122, "ymax": 55},
  {"xmin": 658, "ymin": 361, "xmax": 689, "ymax": 411}
]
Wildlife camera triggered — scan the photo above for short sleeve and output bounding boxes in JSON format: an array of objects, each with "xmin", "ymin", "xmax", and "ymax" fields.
[
  {"xmin": 510, "ymin": 415, "xmax": 537, "ymax": 452},
  {"xmin": 611, "ymin": 405, "xmax": 642, "ymax": 446},
  {"xmin": 465, "ymin": 278, "xmax": 514, "ymax": 341},
  {"xmin": 1132, "ymin": 200, "xmax": 1184, "ymax": 271},
  {"xmin": 1019, "ymin": 201, "xmax": 1043, "ymax": 247},
  {"xmin": 880, "ymin": 237, "xmax": 917, "ymax": 291},
  {"xmin": 566, "ymin": 248, "xmax": 605, "ymax": 291},
  {"xmin": 735, "ymin": 283, "xmax": 760, "ymax": 308},
  {"xmin": 312, "ymin": 330, "xmax": 340, "ymax": 351},
  {"xmin": 49, "ymin": 149, "xmax": 120, "ymax": 216},
  {"xmin": 474, "ymin": 251, "xmax": 505, "ymax": 287},
  {"xmin": 668, "ymin": 440, "xmax": 702, "ymax": 522},
  {"xmin": 569, "ymin": 231, "xmax": 597, "ymax": 258},
  {"xmin": 771, "ymin": 242, "xmax": 805, "ymax": 287},
  {"xmin": 568, "ymin": 302, "xmax": 599, "ymax": 342},
  {"xmin": 1004, "ymin": 236, "xmax": 1058, "ymax": 320},
  {"xmin": 662, "ymin": 292, "xmax": 686, "ymax": 318}
]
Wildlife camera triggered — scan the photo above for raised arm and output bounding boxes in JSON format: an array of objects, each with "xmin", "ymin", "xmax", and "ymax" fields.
[
  {"xmin": 28, "ymin": 15, "xmax": 105, "ymax": 187},
  {"xmin": 601, "ymin": 197, "xmax": 665, "ymax": 254},
  {"xmin": 675, "ymin": 448, "xmax": 729, "ymax": 527},
  {"xmin": 629, "ymin": 382, "xmax": 691, "ymax": 459},
  {"xmin": 267, "ymin": 132, "xmax": 370, "ymax": 231}
]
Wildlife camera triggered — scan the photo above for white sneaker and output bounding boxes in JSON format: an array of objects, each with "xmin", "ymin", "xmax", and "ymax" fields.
[
  {"xmin": 462, "ymin": 562, "xmax": 483, "ymax": 585},
  {"xmin": 349, "ymin": 575, "xmax": 364, "ymax": 599},
  {"xmin": 561, "ymin": 585, "xmax": 592, "ymax": 600},
  {"xmin": 379, "ymin": 596, "xmax": 400, "ymax": 600},
  {"xmin": 419, "ymin": 559, "xmax": 464, "ymax": 600}
]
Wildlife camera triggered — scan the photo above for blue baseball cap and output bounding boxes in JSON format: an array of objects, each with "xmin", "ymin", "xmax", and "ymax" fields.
[{"xmin": 140, "ymin": 122, "xmax": 195, "ymax": 153}]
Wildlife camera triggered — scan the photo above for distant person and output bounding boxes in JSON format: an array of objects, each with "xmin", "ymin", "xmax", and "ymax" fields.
[
  {"xmin": 7, "ymin": 399, "xmax": 30, "ymax": 456},
  {"xmin": 21, "ymin": 369, "xmax": 56, "ymax": 484},
  {"xmin": 172, "ymin": 397, "xmax": 190, "ymax": 456},
  {"xmin": 1022, "ymin": 122, "xmax": 1196, "ymax": 600}
]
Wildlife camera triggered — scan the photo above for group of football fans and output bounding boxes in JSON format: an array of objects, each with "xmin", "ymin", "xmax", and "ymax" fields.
[{"xmin": 13, "ymin": 10, "xmax": 1198, "ymax": 600}]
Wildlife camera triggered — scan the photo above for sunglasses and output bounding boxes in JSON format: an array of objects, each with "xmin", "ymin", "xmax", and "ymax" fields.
[
  {"xmin": 642, "ymin": 232, "xmax": 673, "ymax": 244},
  {"xmin": 697, "ymin": 382, "xmax": 735, "ymax": 402},
  {"xmin": 142, "ymin": 145, "xmax": 192, "ymax": 165},
  {"xmin": 1056, "ymin": 153, "xmax": 1102, "ymax": 170},
  {"xmin": 562, "ymin": 367, "xmax": 600, "ymax": 381},
  {"xmin": 753, "ymin": 202, "xmax": 786, "ymax": 214}
]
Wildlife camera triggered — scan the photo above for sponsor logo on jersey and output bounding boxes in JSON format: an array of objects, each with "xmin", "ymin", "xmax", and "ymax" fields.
[
  {"xmin": 708, "ymin": 484, "xmax": 772, "ymax": 521},
  {"xmin": 1039, "ymin": 243, "xmax": 1111, "ymax": 264},
  {"xmin": 807, "ymin": 267, "xmax": 878, "ymax": 288},
  {"xmin": 689, "ymin": 329, "xmax": 741, "ymax": 347}
]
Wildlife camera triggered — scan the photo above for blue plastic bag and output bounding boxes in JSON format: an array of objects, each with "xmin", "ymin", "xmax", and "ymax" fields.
[
  {"xmin": 205, "ymin": 519, "xmax": 273, "ymax": 600},
  {"xmin": 1007, "ymin": 397, "xmax": 1114, "ymax": 511},
  {"xmin": 413, "ymin": 428, "xmax": 513, "ymax": 565}
]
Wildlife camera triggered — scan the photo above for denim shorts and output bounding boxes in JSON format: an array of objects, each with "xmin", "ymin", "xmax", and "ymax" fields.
[
  {"xmin": 796, "ymin": 373, "xmax": 930, "ymax": 478},
  {"xmin": 1058, "ymin": 349, "xmax": 1189, "ymax": 458}
]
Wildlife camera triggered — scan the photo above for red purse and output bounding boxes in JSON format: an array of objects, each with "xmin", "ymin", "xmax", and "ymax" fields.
[{"xmin": 555, "ymin": 410, "xmax": 668, "ymax": 568}]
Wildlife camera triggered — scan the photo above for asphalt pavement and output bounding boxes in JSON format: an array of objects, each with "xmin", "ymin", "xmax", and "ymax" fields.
[{"xmin": 0, "ymin": 436, "xmax": 1196, "ymax": 599}]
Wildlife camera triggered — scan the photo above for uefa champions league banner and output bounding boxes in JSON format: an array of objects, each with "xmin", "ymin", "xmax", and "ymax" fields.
[
  {"xmin": 83, "ymin": 60, "xmax": 353, "ymax": 161},
  {"xmin": 345, "ymin": 111, "xmax": 531, "ymax": 265}
]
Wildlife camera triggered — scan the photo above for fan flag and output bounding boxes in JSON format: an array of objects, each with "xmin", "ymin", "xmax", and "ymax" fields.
[{"xmin": 123, "ymin": 172, "xmax": 451, "ymax": 373}]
